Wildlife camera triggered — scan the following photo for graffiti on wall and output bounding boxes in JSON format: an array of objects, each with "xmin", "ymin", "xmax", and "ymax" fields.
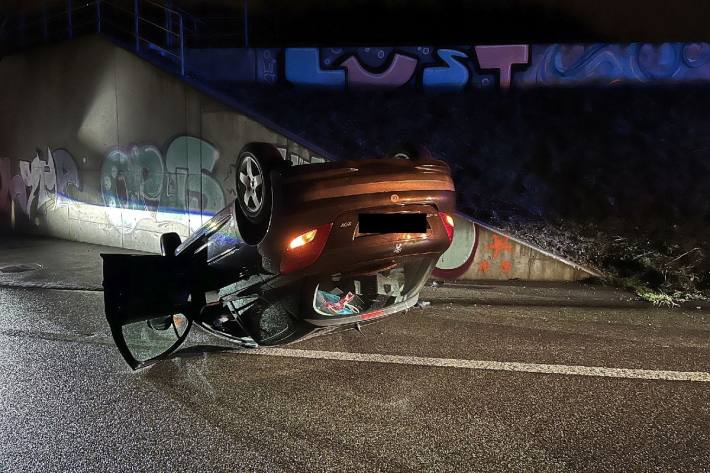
[
  {"xmin": 233, "ymin": 43, "xmax": 710, "ymax": 90},
  {"xmin": 281, "ymin": 46, "xmax": 529, "ymax": 90},
  {"xmin": 433, "ymin": 214, "xmax": 479, "ymax": 279},
  {"xmin": 2, "ymin": 136, "xmax": 322, "ymax": 238},
  {"xmin": 0, "ymin": 148, "xmax": 81, "ymax": 220},
  {"xmin": 517, "ymin": 43, "xmax": 710, "ymax": 86},
  {"xmin": 479, "ymin": 235, "xmax": 514, "ymax": 275},
  {"xmin": 433, "ymin": 214, "xmax": 593, "ymax": 281},
  {"xmin": 432, "ymin": 215, "xmax": 516, "ymax": 280},
  {"xmin": 100, "ymin": 136, "xmax": 226, "ymax": 233}
]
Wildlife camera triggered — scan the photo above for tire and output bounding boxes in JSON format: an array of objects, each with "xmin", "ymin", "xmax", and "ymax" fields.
[
  {"xmin": 160, "ymin": 232, "xmax": 182, "ymax": 257},
  {"xmin": 235, "ymin": 143, "xmax": 283, "ymax": 244},
  {"xmin": 389, "ymin": 143, "xmax": 433, "ymax": 161}
]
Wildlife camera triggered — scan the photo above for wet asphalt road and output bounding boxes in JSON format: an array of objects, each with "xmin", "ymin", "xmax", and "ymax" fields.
[{"xmin": 1, "ymin": 284, "xmax": 710, "ymax": 472}]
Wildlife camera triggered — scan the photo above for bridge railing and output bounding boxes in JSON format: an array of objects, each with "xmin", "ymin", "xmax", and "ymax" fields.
[{"xmin": 0, "ymin": 0, "xmax": 246, "ymax": 77}]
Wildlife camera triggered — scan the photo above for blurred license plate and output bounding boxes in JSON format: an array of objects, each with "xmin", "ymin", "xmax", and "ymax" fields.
[{"xmin": 358, "ymin": 213, "xmax": 427, "ymax": 234}]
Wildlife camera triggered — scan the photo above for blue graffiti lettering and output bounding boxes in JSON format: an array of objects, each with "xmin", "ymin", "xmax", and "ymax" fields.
[
  {"xmin": 422, "ymin": 49, "xmax": 469, "ymax": 90},
  {"xmin": 284, "ymin": 48, "xmax": 346, "ymax": 88}
]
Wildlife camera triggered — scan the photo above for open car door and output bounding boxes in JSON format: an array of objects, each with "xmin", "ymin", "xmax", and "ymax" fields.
[{"xmin": 102, "ymin": 254, "xmax": 196, "ymax": 369}]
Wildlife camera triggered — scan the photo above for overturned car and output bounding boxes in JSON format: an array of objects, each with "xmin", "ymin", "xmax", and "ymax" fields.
[{"xmin": 103, "ymin": 143, "xmax": 456, "ymax": 369}]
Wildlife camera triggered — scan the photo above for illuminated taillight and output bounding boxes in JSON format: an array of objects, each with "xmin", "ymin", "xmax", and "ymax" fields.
[
  {"xmin": 438, "ymin": 212, "xmax": 455, "ymax": 243},
  {"xmin": 289, "ymin": 229, "xmax": 318, "ymax": 249},
  {"xmin": 280, "ymin": 223, "xmax": 333, "ymax": 274}
]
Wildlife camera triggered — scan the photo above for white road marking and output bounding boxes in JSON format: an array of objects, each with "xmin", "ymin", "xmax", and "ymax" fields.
[{"xmin": 240, "ymin": 348, "xmax": 710, "ymax": 383}]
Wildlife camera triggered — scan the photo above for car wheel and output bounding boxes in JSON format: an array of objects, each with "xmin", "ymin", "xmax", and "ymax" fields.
[
  {"xmin": 236, "ymin": 143, "xmax": 281, "ymax": 223},
  {"xmin": 390, "ymin": 143, "xmax": 433, "ymax": 161},
  {"xmin": 160, "ymin": 232, "xmax": 182, "ymax": 257}
]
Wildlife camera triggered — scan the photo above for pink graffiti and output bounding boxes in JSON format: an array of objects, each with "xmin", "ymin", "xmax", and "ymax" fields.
[
  {"xmin": 340, "ymin": 54, "xmax": 418, "ymax": 89},
  {"xmin": 9, "ymin": 147, "xmax": 80, "ymax": 218},
  {"xmin": 474, "ymin": 45, "xmax": 529, "ymax": 88}
]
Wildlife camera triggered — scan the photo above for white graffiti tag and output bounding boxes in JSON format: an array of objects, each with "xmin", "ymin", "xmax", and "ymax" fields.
[
  {"xmin": 18, "ymin": 149, "xmax": 57, "ymax": 218},
  {"xmin": 6, "ymin": 147, "xmax": 81, "ymax": 219}
]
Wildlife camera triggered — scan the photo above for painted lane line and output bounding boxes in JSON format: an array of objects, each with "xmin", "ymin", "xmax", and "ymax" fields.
[{"xmin": 239, "ymin": 348, "xmax": 710, "ymax": 383}]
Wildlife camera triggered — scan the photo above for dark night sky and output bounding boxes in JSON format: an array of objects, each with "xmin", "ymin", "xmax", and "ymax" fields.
[
  {"xmin": 241, "ymin": 0, "xmax": 710, "ymax": 45},
  {"xmin": 1, "ymin": 0, "xmax": 709, "ymax": 45}
]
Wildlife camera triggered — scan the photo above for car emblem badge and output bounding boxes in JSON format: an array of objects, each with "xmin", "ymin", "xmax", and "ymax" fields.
[
  {"xmin": 391, "ymin": 194, "xmax": 400, "ymax": 203},
  {"xmin": 393, "ymin": 243, "xmax": 403, "ymax": 254}
]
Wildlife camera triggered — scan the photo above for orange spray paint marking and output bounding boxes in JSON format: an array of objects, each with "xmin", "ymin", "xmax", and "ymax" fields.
[
  {"xmin": 478, "ymin": 260, "xmax": 491, "ymax": 273},
  {"xmin": 500, "ymin": 260, "xmax": 513, "ymax": 273},
  {"xmin": 488, "ymin": 235, "xmax": 513, "ymax": 259}
]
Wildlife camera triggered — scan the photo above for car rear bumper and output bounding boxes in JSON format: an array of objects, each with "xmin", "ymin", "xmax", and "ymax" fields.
[{"xmin": 261, "ymin": 198, "xmax": 454, "ymax": 275}]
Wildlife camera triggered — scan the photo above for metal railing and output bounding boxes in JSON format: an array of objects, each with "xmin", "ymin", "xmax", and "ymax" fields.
[
  {"xmin": 99, "ymin": 0, "xmax": 188, "ymax": 74},
  {"xmin": 0, "ymin": 0, "xmax": 246, "ymax": 77}
]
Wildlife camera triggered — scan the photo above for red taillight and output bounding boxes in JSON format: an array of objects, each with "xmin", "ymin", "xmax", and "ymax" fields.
[
  {"xmin": 438, "ymin": 212, "xmax": 455, "ymax": 243},
  {"xmin": 280, "ymin": 223, "xmax": 333, "ymax": 274}
]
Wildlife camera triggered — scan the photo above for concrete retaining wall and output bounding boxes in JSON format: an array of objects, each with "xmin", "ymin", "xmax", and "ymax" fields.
[
  {"xmin": 434, "ymin": 214, "xmax": 595, "ymax": 282},
  {"xmin": 0, "ymin": 35, "xmax": 594, "ymax": 282},
  {"xmin": 0, "ymin": 36, "xmax": 323, "ymax": 253}
]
